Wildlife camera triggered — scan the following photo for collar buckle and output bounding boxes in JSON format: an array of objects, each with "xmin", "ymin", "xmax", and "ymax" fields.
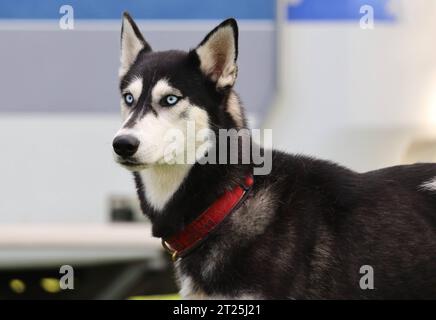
[{"xmin": 161, "ymin": 239, "xmax": 179, "ymax": 261}]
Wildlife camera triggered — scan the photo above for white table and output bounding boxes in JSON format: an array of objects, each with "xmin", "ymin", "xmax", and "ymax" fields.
[{"xmin": 0, "ymin": 223, "xmax": 163, "ymax": 269}]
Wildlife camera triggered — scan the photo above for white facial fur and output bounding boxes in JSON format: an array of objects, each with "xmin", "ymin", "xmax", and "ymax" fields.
[
  {"xmin": 117, "ymin": 79, "xmax": 209, "ymax": 165},
  {"xmin": 120, "ymin": 77, "xmax": 142, "ymax": 119},
  {"xmin": 226, "ymin": 92, "xmax": 244, "ymax": 128},
  {"xmin": 151, "ymin": 79, "xmax": 182, "ymax": 104}
]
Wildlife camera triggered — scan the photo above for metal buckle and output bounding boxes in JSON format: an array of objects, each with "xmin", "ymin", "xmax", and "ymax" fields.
[{"xmin": 161, "ymin": 239, "xmax": 179, "ymax": 261}]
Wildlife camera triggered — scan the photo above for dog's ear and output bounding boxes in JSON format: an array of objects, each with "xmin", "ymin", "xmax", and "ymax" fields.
[
  {"xmin": 119, "ymin": 12, "xmax": 151, "ymax": 76},
  {"xmin": 192, "ymin": 18, "xmax": 238, "ymax": 88}
]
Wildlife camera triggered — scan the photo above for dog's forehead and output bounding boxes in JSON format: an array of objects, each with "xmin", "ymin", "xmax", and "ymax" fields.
[{"xmin": 120, "ymin": 50, "xmax": 194, "ymax": 91}]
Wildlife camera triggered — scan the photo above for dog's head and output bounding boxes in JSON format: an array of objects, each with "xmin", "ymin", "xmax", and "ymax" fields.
[{"xmin": 113, "ymin": 13, "xmax": 244, "ymax": 171}]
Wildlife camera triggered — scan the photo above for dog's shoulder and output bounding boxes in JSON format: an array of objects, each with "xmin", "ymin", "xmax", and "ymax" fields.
[{"xmin": 254, "ymin": 150, "xmax": 359, "ymax": 208}]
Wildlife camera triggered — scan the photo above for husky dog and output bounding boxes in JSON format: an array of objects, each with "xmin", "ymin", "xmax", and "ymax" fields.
[{"xmin": 112, "ymin": 13, "xmax": 436, "ymax": 299}]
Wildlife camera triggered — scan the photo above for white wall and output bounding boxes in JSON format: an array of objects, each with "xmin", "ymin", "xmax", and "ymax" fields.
[
  {"xmin": 265, "ymin": 0, "xmax": 436, "ymax": 172},
  {"xmin": 0, "ymin": 114, "xmax": 133, "ymax": 223}
]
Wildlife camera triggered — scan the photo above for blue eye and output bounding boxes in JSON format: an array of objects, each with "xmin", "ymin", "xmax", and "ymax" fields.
[
  {"xmin": 162, "ymin": 95, "xmax": 180, "ymax": 107},
  {"xmin": 124, "ymin": 93, "xmax": 134, "ymax": 106}
]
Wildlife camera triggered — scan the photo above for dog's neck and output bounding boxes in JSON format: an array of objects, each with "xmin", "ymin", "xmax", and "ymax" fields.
[{"xmin": 134, "ymin": 161, "xmax": 252, "ymax": 238}]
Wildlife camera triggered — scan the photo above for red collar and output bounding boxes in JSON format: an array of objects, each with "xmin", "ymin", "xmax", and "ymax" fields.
[{"xmin": 162, "ymin": 175, "xmax": 254, "ymax": 261}]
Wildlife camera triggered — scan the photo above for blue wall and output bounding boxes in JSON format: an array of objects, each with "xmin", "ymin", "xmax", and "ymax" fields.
[
  {"xmin": 0, "ymin": 0, "xmax": 274, "ymax": 20},
  {"xmin": 287, "ymin": 0, "xmax": 395, "ymax": 21}
]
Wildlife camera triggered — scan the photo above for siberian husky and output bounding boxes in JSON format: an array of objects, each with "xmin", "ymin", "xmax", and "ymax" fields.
[{"xmin": 113, "ymin": 13, "xmax": 436, "ymax": 299}]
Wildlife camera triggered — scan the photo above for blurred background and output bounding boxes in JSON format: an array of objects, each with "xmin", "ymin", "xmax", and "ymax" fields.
[{"xmin": 1, "ymin": 0, "xmax": 436, "ymax": 299}]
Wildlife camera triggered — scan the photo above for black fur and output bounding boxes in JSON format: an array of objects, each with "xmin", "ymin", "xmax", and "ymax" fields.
[
  {"xmin": 117, "ymin": 15, "xmax": 436, "ymax": 299},
  {"xmin": 175, "ymin": 155, "xmax": 436, "ymax": 299}
]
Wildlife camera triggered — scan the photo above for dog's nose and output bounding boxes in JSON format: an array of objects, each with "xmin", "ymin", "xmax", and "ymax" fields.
[{"xmin": 113, "ymin": 135, "xmax": 140, "ymax": 157}]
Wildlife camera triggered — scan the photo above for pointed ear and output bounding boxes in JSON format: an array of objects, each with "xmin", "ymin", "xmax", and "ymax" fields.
[
  {"xmin": 119, "ymin": 12, "xmax": 151, "ymax": 77},
  {"xmin": 193, "ymin": 18, "xmax": 238, "ymax": 88}
]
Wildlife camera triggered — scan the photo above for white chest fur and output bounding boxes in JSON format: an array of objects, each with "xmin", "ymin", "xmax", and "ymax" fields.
[{"xmin": 139, "ymin": 164, "xmax": 192, "ymax": 211}]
